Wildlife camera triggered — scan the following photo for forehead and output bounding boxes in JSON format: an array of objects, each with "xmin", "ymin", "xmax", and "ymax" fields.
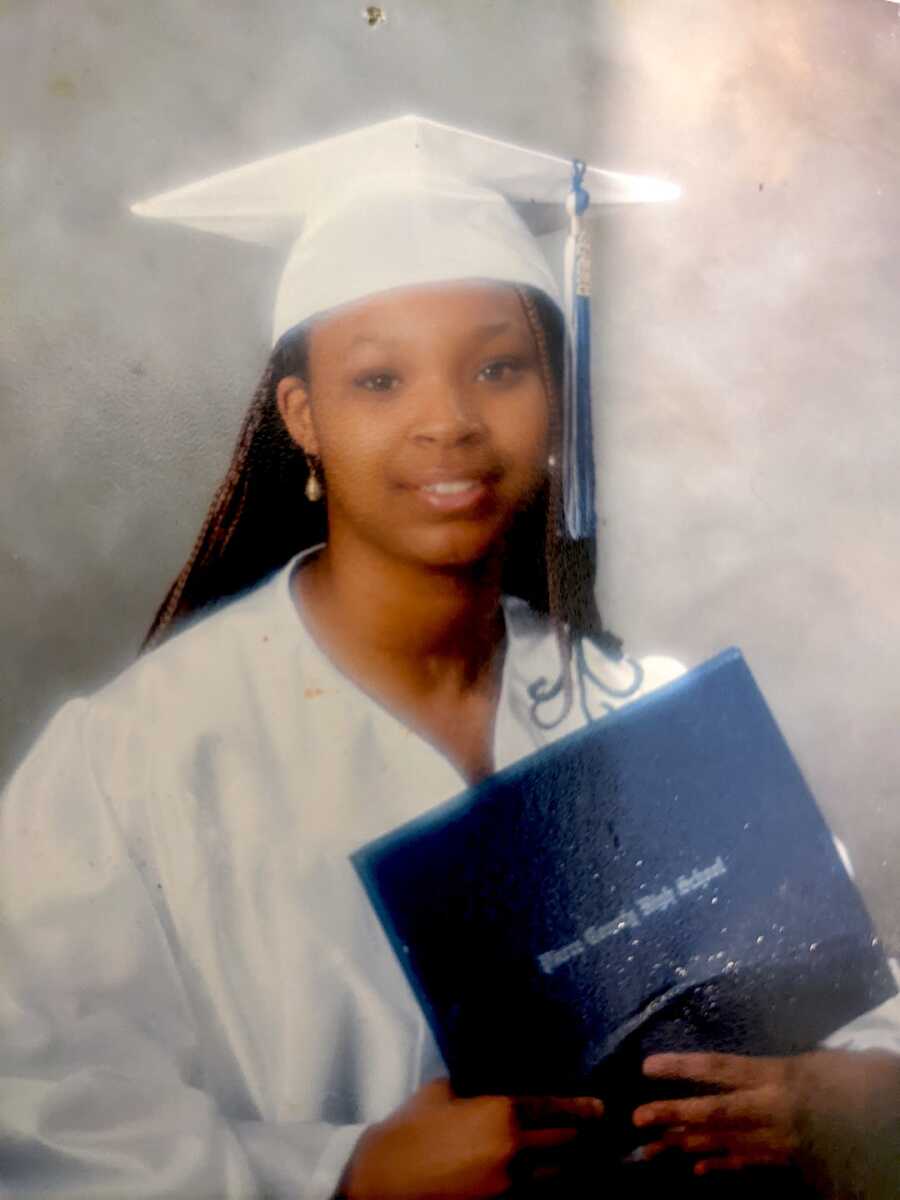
[{"xmin": 307, "ymin": 281, "xmax": 531, "ymax": 352}]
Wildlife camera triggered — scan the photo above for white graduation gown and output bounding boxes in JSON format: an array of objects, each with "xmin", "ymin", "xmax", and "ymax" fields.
[{"xmin": 1, "ymin": 552, "xmax": 898, "ymax": 1199}]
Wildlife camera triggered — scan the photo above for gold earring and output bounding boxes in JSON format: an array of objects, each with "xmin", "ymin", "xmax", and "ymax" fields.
[{"xmin": 305, "ymin": 455, "xmax": 323, "ymax": 503}]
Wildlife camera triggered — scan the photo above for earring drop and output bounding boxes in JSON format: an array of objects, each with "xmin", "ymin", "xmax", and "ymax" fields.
[
  {"xmin": 304, "ymin": 455, "xmax": 323, "ymax": 502},
  {"xmin": 547, "ymin": 454, "xmax": 557, "ymax": 470}
]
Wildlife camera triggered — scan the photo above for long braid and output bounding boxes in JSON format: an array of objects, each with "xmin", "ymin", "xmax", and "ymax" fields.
[
  {"xmin": 516, "ymin": 288, "xmax": 575, "ymax": 711},
  {"xmin": 142, "ymin": 336, "xmax": 325, "ymax": 649},
  {"xmin": 516, "ymin": 288, "xmax": 619, "ymax": 650},
  {"xmin": 144, "ymin": 363, "xmax": 275, "ymax": 646},
  {"xmin": 516, "ymin": 288, "xmax": 565, "ymax": 623}
]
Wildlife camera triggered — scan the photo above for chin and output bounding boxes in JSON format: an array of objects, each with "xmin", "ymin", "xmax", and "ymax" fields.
[{"xmin": 403, "ymin": 522, "xmax": 509, "ymax": 573}]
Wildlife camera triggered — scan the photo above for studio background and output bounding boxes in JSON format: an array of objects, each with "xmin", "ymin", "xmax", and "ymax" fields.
[{"xmin": 2, "ymin": 0, "xmax": 898, "ymax": 951}]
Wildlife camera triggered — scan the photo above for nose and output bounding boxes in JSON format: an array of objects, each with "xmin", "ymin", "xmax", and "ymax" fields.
[{"xmin": 409, "ymin": 379, "xmax": 486, "ymax": 448}]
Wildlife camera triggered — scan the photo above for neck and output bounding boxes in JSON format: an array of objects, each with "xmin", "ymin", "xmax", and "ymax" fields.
[{"xmin": 295, "ymin": 534, "xmax": 507, "ymax": 693}]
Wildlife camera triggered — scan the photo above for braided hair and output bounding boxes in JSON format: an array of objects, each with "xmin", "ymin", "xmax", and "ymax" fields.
[{"xmin": 143, "ymin": 286, "xmax": 619, "ymax": 662}]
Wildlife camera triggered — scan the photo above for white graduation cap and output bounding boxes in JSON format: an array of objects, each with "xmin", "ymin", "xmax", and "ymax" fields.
[{"xmin": 132, "ymin": 114, "xmax": 679, "ymax": 539}]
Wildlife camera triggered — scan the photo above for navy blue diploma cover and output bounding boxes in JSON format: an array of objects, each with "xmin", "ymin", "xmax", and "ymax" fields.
[{"xmin": 352, "ymin": 649, "xmax": 895, "ymax": 1122}]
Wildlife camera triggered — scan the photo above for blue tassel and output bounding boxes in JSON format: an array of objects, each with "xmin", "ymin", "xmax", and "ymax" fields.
[{"xmin": 562, "ymin": 159, "xmax": 597, "ymax": 541}]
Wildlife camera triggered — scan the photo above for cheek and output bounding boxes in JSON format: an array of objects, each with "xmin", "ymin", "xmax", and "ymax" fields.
[
  {"xmin": 494, "ymin": 389, "xmax": 551, "ymax": 468},
  {"xmin": 311, "ymin": 402, "xmax": 396, "ymax": 495}
]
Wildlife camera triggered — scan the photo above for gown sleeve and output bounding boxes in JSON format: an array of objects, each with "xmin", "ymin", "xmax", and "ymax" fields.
[
  {"xmin": 821, "ymin": 966, "xmax": 900, "ymax": 1056},
  {"xmin": 815, "ymin": 837, "xmax": 900, "ymax": 1055},
  {"xmin": 0, "ymin": 699, "xmax": 365, "ymax": 1200}
]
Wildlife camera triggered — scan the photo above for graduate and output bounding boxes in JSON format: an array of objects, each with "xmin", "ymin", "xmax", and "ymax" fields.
[{"xmin": 1, "ymin": 116, "xmax": 898, "ymax": 1199}]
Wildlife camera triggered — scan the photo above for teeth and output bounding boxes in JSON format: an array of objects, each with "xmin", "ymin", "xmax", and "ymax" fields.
[{"xmin": 424, "ymin": 480, "xmax": 477, "ymax": 495}]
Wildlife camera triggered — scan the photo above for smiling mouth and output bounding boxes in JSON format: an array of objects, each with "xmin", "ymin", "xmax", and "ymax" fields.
[
  {"xmin": 412, "ymin": 476, "xmax": 496, "ymax": 514},
  {"xmin": 421, "ymin": 480, "xmax": 481, "ymax": 496}
]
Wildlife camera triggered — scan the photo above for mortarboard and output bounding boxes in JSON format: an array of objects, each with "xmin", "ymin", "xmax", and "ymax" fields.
[{"xmin": 131, "ymin": 115, "xmax": 679, "ymax": 540}]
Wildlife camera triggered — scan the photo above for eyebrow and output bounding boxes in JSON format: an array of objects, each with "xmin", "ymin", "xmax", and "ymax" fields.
[{"xmin": 345, "ymin": 320, "xmax": 518, "ymax": 352}]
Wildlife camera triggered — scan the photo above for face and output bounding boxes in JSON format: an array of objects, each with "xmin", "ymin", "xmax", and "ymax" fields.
[{"xmin": 277, "ymin": 282, "xmax": 551, "ymax": 572}]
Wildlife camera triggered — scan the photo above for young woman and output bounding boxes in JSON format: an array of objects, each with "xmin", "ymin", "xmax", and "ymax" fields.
[{"xmin": 2, "ymin": 118, "xmax": 898, "ymax": 1199}]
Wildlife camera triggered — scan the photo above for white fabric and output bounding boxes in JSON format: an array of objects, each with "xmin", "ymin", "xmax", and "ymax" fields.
[
  {"xmin": 269, "ymin": 177, "xmax": 561, "ymax": 348},
  {"xmin": 1, "ymin": 551, "xmax": 897, "ymax": 1199},
  {"xmin": 129, "ymin": 114, "xmax": 679, "ymax": 343}
]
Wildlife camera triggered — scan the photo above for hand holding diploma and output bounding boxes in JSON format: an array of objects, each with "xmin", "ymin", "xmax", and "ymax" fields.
[
  {"xmin": 633, "ymin": 1048, "xmax": 900, "ymax": 1192},
  {"xmin": 339, "ymin": 1078, "xmax": 606, "ymax": 1199}
]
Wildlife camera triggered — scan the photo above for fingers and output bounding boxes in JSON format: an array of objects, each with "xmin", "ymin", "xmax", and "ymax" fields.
[
  {"xmin": 421, "ymin": 1085, "xmax": 604, "ymax": 1128},
  {"xmin": 518, "ymin": 1126, "xmax": 581, "ymax": 1152},
  {"xmin": 648, "ymin": 1128, "xmax": 789, "ymax": 1155},
  {"xmin": 693, "ymin": 1146, "xmax": 793, "ymax": 1176},
  {"xmin": 633, "ymin": 1090, "xmax": 767, "ymax": 1131},
  {"xmin": 639, "ymin": 1128, "xmax": 795, "ymax": 1173},
  {"xmin": 635, "ymin": 1131, "xmax": 683, "ymax": 1162},
  {"xmin": 643, "ymin": 1051, "xmax": 764, "ymax": 1088},
  {"xmin": 511, "ymin": 1123, "xmax": 593, "ymax": 1193},
  {"xmin": 514, "ymin": 1094, "xmax": 604, "ymax": 1129},
  {"xmin": 693, "ymin": 1156, "xmax": 756, "ymax": 1175}
]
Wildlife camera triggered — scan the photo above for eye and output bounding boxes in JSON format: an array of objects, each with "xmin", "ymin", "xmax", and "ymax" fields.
[
  {"xmin": 477, "ymin": 358, "xmax": 524, "ymax": 384},
  {"xmin": 355, "ymin": 371, "xmax": 400, "ymax": 393}
]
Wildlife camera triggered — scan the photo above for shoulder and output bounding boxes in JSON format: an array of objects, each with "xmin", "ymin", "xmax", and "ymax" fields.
[
  {"xmin": 98, "ymin": 564, "xmax": 295, "ymax": 714},
  {"xmin": 10, "ymin": 563, "xmax": 305, "ymax": 804}
]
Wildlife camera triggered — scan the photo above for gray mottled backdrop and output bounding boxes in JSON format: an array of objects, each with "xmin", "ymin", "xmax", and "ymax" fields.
[{"xmin": 2, "ymin": 0, "xmax": 898, "ymax": 950}]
